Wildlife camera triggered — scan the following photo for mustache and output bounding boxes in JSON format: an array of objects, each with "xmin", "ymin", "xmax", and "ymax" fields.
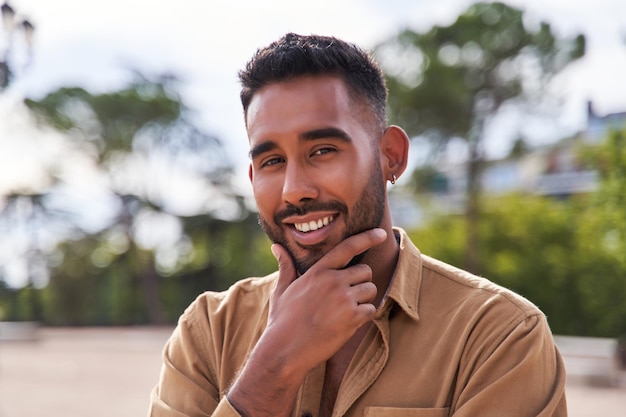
[{"xmin": 274, "ymin": 201, "xmax": 348, "ymax": 224}]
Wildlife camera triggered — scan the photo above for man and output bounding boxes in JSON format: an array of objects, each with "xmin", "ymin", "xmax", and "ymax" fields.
[{"xmin": 149, "ymin": 33, "xmax": 567, "ymax": 417}]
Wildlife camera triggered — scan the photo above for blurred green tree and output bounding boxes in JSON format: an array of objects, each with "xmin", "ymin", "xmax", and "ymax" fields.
[
  {"xmin": 409, "ymin": 191, "xmax": 626, "ymax": 337},
  {"xmin": 577, "ymin": 129, "xmax": 626, "ymax": 336},
  {"xmin": 581, "ymin": 129, "xmax": 626, "ymax": 268},
  {"xmin": 0, "ymin": 192, "xmax": 68, "ymax": 322},
  {"xmin": 0, "ymin": 74, "xmax": 262, "ymax": 325},
  {"xmin": 376, "ymin": 2, "xmax": 585, "ymax": 274}
]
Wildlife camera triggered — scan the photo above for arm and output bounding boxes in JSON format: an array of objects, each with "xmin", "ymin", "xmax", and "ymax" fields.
[
  {"xmin": 149, "ymin": 228, "xmax": 387, "ymax": 417},
  {"xmin": 149, "ymin": 313, "xmax": 226, "ymax": 417},
  {"xmin": 451, "ymin": 313, "xmax": 567, "ymax": 417}
]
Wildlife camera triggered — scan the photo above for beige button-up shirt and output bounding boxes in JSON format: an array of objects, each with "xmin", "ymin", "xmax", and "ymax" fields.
[{"xmin": 149, "ymin": 228, "xmax": 567, "ymax": 417}]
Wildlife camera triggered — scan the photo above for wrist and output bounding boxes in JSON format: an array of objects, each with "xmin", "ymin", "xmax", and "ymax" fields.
[
  {"xmin": 225, "ymin": 333, "xmax": 309, "ymax": 417},
  {"xmin": 250, "ymin": 330, "xmax": 311, "ymax": 385}
]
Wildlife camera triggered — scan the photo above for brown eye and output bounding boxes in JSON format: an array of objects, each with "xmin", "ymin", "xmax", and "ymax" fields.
[
  {"xmin": 312, "ymin": 147, "xmax": 336, "ymax": 157},
  {"xmin": 261, "ymin": 156, "xmax": 285, "ymax": 168}
]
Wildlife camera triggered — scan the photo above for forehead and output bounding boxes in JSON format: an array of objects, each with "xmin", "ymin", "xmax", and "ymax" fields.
[{"xmin": 246, "ymin": 76, "xmax": 355, "ymax": 141}]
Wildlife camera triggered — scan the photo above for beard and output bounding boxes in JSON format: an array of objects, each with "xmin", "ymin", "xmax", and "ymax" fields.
[{"xmin": 258, "ymin": 160, "xmax": 386, "ymax": 275}]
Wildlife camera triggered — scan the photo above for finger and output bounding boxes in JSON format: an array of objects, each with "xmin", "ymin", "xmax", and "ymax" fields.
[
  {"xmin": 342, "ymin": 263, "xmax": 373, "ymax": 286},
  {"xmin": 350, "ymin": 281, "xmax": 378, "ymax": 305},
  {"xmin": 354, "ymin": 302, "xmax": 377, "ymax": 322},
  {"xmin": 321, "ymin": 228, "xmax": 387, "ymax": 270},
  {"xmin": 270, "ymin": 243, "xmax": 297, "ymax": 297}
]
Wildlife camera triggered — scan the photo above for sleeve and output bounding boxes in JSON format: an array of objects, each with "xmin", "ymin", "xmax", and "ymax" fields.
[
  {"xmin": 451, "ymin": 313, "xmax": 567, "ymax": 417},
  {"xmin": 147, "ymin": 301, "xmax": 242, "ymax": 417}
]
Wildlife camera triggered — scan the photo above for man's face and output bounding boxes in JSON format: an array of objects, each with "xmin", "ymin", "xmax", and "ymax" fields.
[{"xmin": 247, "ymin": 76, "xmax": 386, "ymax": 275}]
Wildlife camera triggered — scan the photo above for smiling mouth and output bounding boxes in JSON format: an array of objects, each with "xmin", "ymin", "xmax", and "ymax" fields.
[{"xmin": 294, "ymin": 215, "xmax": 335, "ymax": 233}]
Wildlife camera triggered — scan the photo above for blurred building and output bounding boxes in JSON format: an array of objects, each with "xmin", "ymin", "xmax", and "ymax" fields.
[
  {"xmin": 390, "ymin": 101, "xmax": 626, "ymax": 229},
  {"xmin": 586, "ymin": 101, "xmax": 626, "ymax": 143}
]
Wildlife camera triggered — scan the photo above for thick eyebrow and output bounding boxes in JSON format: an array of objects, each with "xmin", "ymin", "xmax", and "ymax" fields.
[
  {"xmin": 248, "ymin": 127, "xmax": 353, "ymax": 161},
  {"xmin": 249, "ymin": 140, "xmax": 278, "ymax": 161},
  {"xmin": 299, "ymin": 127, "xmax": 352, "ymax": 143}
]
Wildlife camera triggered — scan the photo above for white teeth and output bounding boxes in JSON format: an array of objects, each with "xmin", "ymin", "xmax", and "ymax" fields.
[{"xmin": 295, "ymin": 215, "xmax": 334, "ymax": 232}]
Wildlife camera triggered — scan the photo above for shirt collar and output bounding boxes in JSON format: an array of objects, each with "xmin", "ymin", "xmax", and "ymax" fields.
[{"xmin": 376, "ymin": 227, "xmax": 422, "ymax": 322}]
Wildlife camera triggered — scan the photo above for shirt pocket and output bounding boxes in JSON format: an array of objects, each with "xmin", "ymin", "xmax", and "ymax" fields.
[{"xmin": 364, "ymin": 407, "xmax": 449, "ymax": 417}]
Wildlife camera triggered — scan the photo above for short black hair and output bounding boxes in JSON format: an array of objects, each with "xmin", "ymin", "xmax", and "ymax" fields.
[{"xmin": 239, "ymin": 33, "xmax": 387, "ymax": 131}]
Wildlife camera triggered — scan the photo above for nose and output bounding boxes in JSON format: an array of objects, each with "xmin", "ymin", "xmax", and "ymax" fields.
[{"xmin": 282, "ymin": 163, "xmax": 319, "ymax": 205}]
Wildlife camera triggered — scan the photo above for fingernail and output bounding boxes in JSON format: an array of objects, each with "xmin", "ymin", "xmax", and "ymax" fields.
[
  {"xmin": 373, "ymin": 228, "xmax": 387, "ymax": 239},
  {"xmin": 270, "ymin": 244, "xmax": 279, "ymax": 259}
]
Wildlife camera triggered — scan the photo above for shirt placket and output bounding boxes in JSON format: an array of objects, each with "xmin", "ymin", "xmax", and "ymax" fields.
[
  {"xmin": 292, "ymin": 362, "xmax": 325, "ymax": 417},
  {"xmin": 332, "ymin": 312, "xmax": 391, "ymax": 417}
]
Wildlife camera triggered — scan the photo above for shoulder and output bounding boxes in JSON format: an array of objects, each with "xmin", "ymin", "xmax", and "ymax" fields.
[
  {"xmin": 155, "ymin": 274, "xmax": 280, "ymax": 404},
  {"xmin": 416, "ymin": 255, "xmax": 557, "ymax": 369},
  {"xmin": 394, "ymin": 228, "xmax": 542, "ymax": 321},
  {"xmin": 391, "ymin": 228, "xmax": 546, "ymax": 333},
  {"xmin": 420, "ymin": 254, "xmax": 541, "ymax": 319},
  {"xmin": 167, "ymin": 273, "xmax": 279, "ymax": 368},
  {"xmin": 183, "ymin": 273, "xmax": 279, "ymax": 325}
]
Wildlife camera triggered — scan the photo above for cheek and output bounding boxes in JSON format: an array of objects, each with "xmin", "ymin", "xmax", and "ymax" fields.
[
  {"xmin": 325, "ymin": 157, "xmax": 374, "ymax": 196},
  {"xmin": 252, "ymin": 175, "xmax": 281, "ymax": 212}
]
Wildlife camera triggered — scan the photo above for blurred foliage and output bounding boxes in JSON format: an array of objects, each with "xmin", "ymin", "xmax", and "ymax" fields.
[
  {"xmin": 1, "ymin": 214, "xmax": 277, "ymax": 325},
  {"xmin": 580, "ymin": 129, "xmax": 626, "ymax": 267},
  {"xmin": 408, "ymin": 130, "xmax": 626, "ymax": 338},
  {"xmin": 377, "ymin": 1, "xmax": 585, "ymax": 139},
  {"xmin": 34, "ymin": 214, "xmax": 275, "ymax": 326},
  {"xmin": 0, "ymin": 74, "xmax": 277, "ymax": 325},
  {"xmin": 410, "ymin": 166, "xmax": 449, "ymax": 194},
  {"xmin": 376, "ymin": 1, "xmax": 585, "ymax": 274}
]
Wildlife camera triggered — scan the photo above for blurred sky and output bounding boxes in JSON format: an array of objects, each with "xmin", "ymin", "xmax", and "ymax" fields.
[{"xmin": 3, "ymin": 0, "xmax": 626, "ymax": 190}]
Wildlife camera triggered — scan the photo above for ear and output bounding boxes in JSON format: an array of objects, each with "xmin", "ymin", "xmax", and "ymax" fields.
[
  {"xmin": 248, "ymin": 164, "xmax": 254, "ymax": 183},
  {"xmin": 379, "ymin": 125, "xmax": 409, "ymax": 182}
]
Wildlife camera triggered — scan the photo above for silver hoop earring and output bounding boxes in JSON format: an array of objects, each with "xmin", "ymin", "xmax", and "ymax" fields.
[{"xmin": 390, "ymin": 174, "xmax": 397, "ymax": 185}]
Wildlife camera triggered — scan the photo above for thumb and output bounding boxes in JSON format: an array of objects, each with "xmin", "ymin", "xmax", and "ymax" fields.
[{"xmin": 271, "ymin": 243, "xmax": 297, "ymax": 297}]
